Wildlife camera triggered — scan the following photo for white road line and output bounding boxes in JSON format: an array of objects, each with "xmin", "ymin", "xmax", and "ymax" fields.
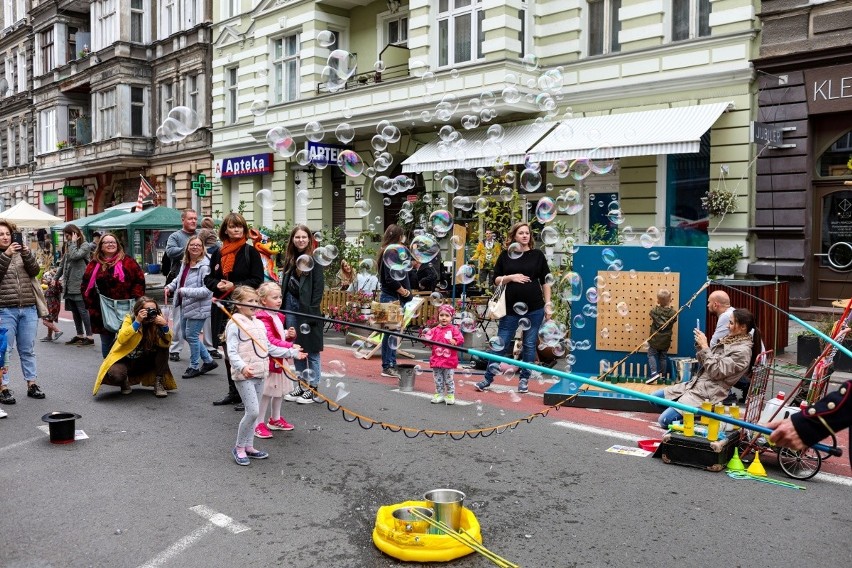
[
  {"xmin": 0, "ymin": 435, "xmax": 43, "ymax": 453},
  {"xmin": 553, "ymin": 422, "xmax": 852, "ymax": 487},
  {"xmin": 136, "ymin": 523, "xmax": 216, "ymax": 568},
  {"xmin": 190, "ymin": 505, "xmax": 251, "ymax": 534}
]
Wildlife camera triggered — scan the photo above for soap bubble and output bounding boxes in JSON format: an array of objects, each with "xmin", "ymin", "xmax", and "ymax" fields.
[
  {"xmin": 250, "ymin": 98, "xmax": 269, "ymax": 116},
  {"xmin": 616, "ymin": 302, "xmax": 629, "ymax": 316},
  {"xmin": 429, "ymin": 292, "xmax": 444, "ymax": 307},
  {"xmin": 513, "ymin": 302, "xmax": 528, "ymax": 315},
  {"xmin": 354, "ymin": 200, "xmax": 371, "ymax": 217},
  {"xmin": 640, "ymin": 233, "xmax": 656, "ymax": 248},
  {"xmin": 335, "ymin": 382, "xmax": 349, "ymax": 402},
  {"xmin": 167, "ymin": 106, "xmax": 201, "ymax": 135},
  {"xmin": 450, "ymin": 235, "xmax": 465, "ymax": 250},
  {"xmin": 522, "ymin": 53, "xmax": 539, "ymax": 71},
  {"xmin": 456, "ymin": 264, "xmax": 476, "ymax": 285},
  {"xmin": 326, "ymin": 49, "xmax": 357, "ymax": 81},
  {"xmin": 489, "ymin": 337, "xmax": 505, "ymax": 351},
  {"xmin": 296, "ymin": 254, "xmax": 314, "ymax": 272},
  {"xmin": 648, "ymin": 250, "xmax": 660, "ymax": 261},
  {"xmin": 502, "ymin": 85, "xmax": 521, "ymax": 104},
  {"xmin": 265, "ymin": 126, "xmax": 297, "ymax": 158},
  {"xmin": 304, "ymin": 121, "xmax": 324, "ymax": 142},
  {"xmin": 601, "ymin": 247, "xmax": 618, "ymax": 265},
  {"xmin": 560, "ymin": 272, "xmax": 583, "ymax": 302},
  {"xmin": 540, "ymin": 226, "xmax": 559, "ymax": 245},
  {"xmin": 337, "ymin": 150, "xmax": 364, "ymax": 177},
  {"xmin": 487, "ymin": 124, "xmax": 505, "ymax": 143},
  {"xmin": 535, "ymin": 197, "xmax": 556, "ymax": 223},
  {"xmin": 296, "ymin": 189, "xmax": 311, "ymax": 206},
  {"xmin": 429, "ymin": 210, "xmax": 453, "ymax": 236},
  {"xmin": 519, "ymin": 168, "xmax": 542, "ymax": 192},
  {"xmin": 358, "ymin": 259, "xmax": 375, "ymax": 273},
  {"xmin": 410, "ymin": 234, "xmax": 440, "ymax": 263},
  {"xmin": 460, "ymin": 316, "xmax": 477, "ymax": 333},
  {"xmin": 518, "ymin": 317, "xmax": 531, "ymax": 331},
  {"xmin": 316, "ymin": 30, "xmax": 336, "ymax": 47},
  {"xmin": 570, "ymin": 158, "xmax": 592, "ymax": 181},
  {"xmin": 585, "ymin": 287, "xmax": 598, "ymax": 303},
  {"xmin": 441, "ymin": 175, "xmax": 459, "ymax": 194},
  {"xmin": 507, "ymin": 242, "xmax": 524, "ymax": 259},
  {"xmin": 560, "ymin": 189, "xmax": 583, "ymax": 215},
  {"xmin": 382, "ymin": 243, "xmax": 411, "ymax": 271},
  {"xmin": 374, "ymin": 59, "xmax": 386, "ymax": 73},
  {"xmin": 572, "ymin": 314, "xmax": 586, "ymax": 329},
  {"xmin": 256, "ymin": 189, "xmax": 274, "ymax": 209},
  {"xmin": 335, "ymin": 123, "xmax": 355, "ymax": 143},
  {"xmin": 590, "ymin": 145, "xmax": 616, "ymax": 175}
]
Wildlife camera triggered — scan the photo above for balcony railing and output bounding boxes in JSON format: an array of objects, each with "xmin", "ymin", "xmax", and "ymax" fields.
[{"xmin": 316, "ymin": 43, "xmax": 411, "ymax": 95}]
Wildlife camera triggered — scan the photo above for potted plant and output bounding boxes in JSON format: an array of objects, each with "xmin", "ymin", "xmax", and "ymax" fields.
[
  {"xmin": 327, "ymin": 301, "xmax": 366, "ymax": 336},
  {"xmin": 796, "ymin": 317, "xmax": 836, "ymax": 367},
  {"xmin": 701, "ymin": 187, "xmax": 738, "ymax": 218},
  {"xmin": 707, "ymin": 245, "xmax": 742, "ymax": 278}
]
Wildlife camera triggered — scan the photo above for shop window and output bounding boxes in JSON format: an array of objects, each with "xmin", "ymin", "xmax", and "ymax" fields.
[
  {"xmin": 818, "ymin": 130, "xmax": 852, "ymax": 177},
  {"xmin": 666, "ymin": 131, "xmax": 710, "ymax": 246}
]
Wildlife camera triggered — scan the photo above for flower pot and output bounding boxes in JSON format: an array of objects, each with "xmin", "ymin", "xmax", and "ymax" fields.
[{"xmin": 796, "ymin": 335, "xmax": 821, "ymax": 367}]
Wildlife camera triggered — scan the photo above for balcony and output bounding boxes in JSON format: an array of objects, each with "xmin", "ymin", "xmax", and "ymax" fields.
[
  {"xmin": 37, "ymin": 137, "xmax": 153, "ymax": 176},
  {"xmin": 316, "ymin": 43, "xmax": 410, "ymax": 94}
]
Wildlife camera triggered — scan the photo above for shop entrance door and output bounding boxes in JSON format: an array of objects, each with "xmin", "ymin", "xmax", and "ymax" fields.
[{"xmin": 813, "ymin": 184, "xmax": 852, "ymax": 305}]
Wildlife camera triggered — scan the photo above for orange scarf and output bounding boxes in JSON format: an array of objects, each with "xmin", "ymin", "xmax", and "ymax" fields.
[{"xmin": 219, "ymin": 237, "xmax": 247, "ymax": 278}]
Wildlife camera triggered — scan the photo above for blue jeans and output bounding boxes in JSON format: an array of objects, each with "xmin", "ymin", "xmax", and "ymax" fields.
[
  {"xmin": 379, "ymin": 292, "xmax": 398, "ymax": 370},
  {"xmin": 651, "ymin": 388, "xmax": 682, "ymax": 428},
  {"xmin": 183, "ymin": 317, "xmax": 213, "ymax": 370},
  {"xmin": 481, "ymin": 307, "xmax": 545, "ymax": 386},
  {"xmin": 100, "ymin": 331, "xmax": 116, "ymax": 358},
  {"xmin": 647, "ymin": 347, "xmax": 668, "ymax": 377},
  {"xmin": 295, "ymin": 352, "xmax": 321, "ymax": 388},
  {"xmin": 0, "ymin": 305, "xmax": 38, "ymax": 384}
]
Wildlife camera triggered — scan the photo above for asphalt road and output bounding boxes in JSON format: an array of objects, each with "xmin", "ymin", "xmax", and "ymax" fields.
[{"xmin": 1, "ymin": 327, "xmax": 850, "ymax": 568}]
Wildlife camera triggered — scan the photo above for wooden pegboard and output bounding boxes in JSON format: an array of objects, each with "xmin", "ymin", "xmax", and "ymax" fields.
[{"xmin": 595, "ymin": 270, "xmax": 680, "ymax": 354}]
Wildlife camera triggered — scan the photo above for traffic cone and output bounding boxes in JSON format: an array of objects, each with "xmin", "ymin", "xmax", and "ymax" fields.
[
  {"xmin": 726, "ymin": 448, "xmax": 745, "ymax": 472},
  {"xmin": 746, "ymin": 451, "xmax": 767, "ymax": 477}
]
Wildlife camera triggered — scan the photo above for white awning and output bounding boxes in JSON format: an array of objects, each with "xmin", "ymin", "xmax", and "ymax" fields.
[
  {"xmin": 401, "ymin": 123, "xmax": 556, "ymax": 173},
  {"xmin": 527, "ymin": 102, "xmax": 732, "ymax": 162}
]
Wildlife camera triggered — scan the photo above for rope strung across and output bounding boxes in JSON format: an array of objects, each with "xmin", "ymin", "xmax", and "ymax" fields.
[{"xmin": 213, "ymin": 296, "xmax": 842, "ymax": 457}]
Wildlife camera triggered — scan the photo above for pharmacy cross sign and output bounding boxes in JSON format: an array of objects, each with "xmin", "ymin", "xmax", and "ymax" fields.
[{"xmin": 192, "ymin": 174, "xmax": 212, "ymax": 197}]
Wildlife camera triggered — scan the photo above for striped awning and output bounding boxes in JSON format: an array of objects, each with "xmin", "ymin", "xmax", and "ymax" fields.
[
  {"xmin": 401, "ymin": 122, "xmax": 557, "ymax": 173},
  {"xmin": 526, "ymin": 102, "xmax": 732, "ymax": 162}
]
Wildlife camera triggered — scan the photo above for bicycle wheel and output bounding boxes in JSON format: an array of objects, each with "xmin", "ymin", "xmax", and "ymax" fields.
[{"xmin": 778, "ymin": 447, "xmax": 821, "ymax": 480}]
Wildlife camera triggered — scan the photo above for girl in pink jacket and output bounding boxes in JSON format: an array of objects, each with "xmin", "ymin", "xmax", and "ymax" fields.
[
  {"xmin": 254, "ymin": 282, "xmax": 299, "ymax": 439},
  {"xmin": 423, "ymin": 304, "xmax": 464, "ymax": 405}
]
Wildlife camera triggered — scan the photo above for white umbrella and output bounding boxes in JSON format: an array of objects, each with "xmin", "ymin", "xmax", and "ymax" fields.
[{"xmin": 0, "ymin": 201, "xmax": 63, "ymax": 228}]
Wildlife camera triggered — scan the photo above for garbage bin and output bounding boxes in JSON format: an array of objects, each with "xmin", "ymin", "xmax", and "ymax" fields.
[
  {"xmin": 669, "ymin": 357, "xmax": 699, "ymax": 384},
  {"xmin": 397, "ymin": 363, "xmax": 417, "ymax": 392}
]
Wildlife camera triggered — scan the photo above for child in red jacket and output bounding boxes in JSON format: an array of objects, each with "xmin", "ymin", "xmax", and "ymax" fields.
[{"xmin": 423, "ymin": 304, "xmax": 464, "ymax": 405}]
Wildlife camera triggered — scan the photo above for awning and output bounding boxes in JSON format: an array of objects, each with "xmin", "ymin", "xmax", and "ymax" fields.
[
  {"xmin": 527, "ymin": 102, "xmax": 732, "ymax": 162},
  {"xmin": 401, "ymin": 123, "xmax": 556, "ymax": 173}
]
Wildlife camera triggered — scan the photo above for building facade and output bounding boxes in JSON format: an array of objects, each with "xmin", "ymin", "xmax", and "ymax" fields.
[
  {"xmin": 751, "ymin": 0, "xmax": 852, "ymax": 307},
  {"xmin": 23, "ymin": 0, "xmax": 214, "ymax": 222}
]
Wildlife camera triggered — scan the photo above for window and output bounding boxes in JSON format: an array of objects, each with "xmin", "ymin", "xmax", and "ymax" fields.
[
  {"xmin": 39, "ymin": 109, "xmax": 57, "ymax": 154},
  {"xmin": 131, "ymin": 87, "xmax": 145, "ymax": 136},
  {"xmin": 437, "ymin": 0, "xmax": 484, "ymax": 67},
  {"xmin": 69, "ymin": 107, "xmax": 83, "ymax": 146},
  {"xmin": 666, "ymin": 132, "xmax": 710, "ymax": 246},
  {"xmin": 7, "ymin": 127, "xmax": 16, "ymax": 167},
  {"xmin": 98, "ymin": 88, "xmax": 117, "ymax": 139},
  {"xmin": 19, "ymin": 123, "xmax": 27, "ymax": 163},
  {"xmin": 182, "ymin": 0, "xmax": 199, "ymax": 28},
  {"xmin": 223, "ymin": 0, "xmax": 239, "ymax": 19},
  {"xmin": 818, "ymin": 130, "xmax": 852, "ymax": 177},
  {"xmin": 272, "ymin": 35, "xmax": 299, "ymax": 104},
  {"xmin": 186, "ymin": 73, "xmax": 199, "ymax": 113},
  {"xmin": 67, "ymin": 27, "xmax": 78, "ymax": 65},
  {"xmin": 225, "ymin": 67, "xmax": 238, "ymax": 124},
  {"xmin": 161, "ymin": 81, "xmax": 173, "ymax": 122},
  {"xmin": 4, "ymin": 0, "xmax": 25, "ymax": 25},
  {"xmin": 385, "ymin": 15, "xmax": 408, "ymax": 46},
  {"xmin": 5, "ymin": 54, "xmax": 17, "ymax": 94},
  {"xmin": 94, "ymin": 0, "xmax": 118, "ymax": 49},
  {"xmin": 588, "ymin": 0, "xmax": 621, "ymax": 56},
  {"xmin": 518, "ymin": 1, "xmax": 530, "ymax": 58},
  {"xmin": 162, "ymin": 0, "xmax": 175, "ymax": 38},
  {"xmin": 672, "ymin": 0, "xmax": 710, "ymax": 41},
  {"xmin": 41, "ymin": 30, "xmax": 55, "ymax": 73},
  {"xmin": 131, "ymin": 0, "xmax": 144, "ymax": 42}
]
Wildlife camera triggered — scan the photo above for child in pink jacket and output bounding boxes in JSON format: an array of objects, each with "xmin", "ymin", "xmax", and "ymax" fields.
[{"xmin": 423, "ymin": 304, "xmax": 464, "ymax": 405}]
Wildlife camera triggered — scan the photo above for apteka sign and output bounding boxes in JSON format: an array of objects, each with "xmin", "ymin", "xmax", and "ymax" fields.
[
  {"xmin": 219, "ymin": 153, "xmax": 274, "ymax": 178},
  {"xmin": 306, "ymin": 141, "xmax": 350, "ymax": 165}
]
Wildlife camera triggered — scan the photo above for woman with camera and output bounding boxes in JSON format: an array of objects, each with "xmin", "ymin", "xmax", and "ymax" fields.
[
  {"xmin": 0, "ymin": 220, "xmax": 45, "ymax": 404},
  {"xmin": 93, "ymin": 296, "xmax": 177, "ymax": 397},
  {"xmin": 82, "ymin": 233, "xmax": 146, "ymax": 357}
]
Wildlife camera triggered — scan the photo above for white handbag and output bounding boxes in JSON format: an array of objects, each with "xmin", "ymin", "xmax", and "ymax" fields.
[{"xmin": 486, "ymin": 284, "xmax": 507, "ymax": 320}]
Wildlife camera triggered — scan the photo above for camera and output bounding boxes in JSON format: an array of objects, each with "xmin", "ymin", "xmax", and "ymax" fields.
[
  {"xmin": 11, "ymin": 232, "xmax": 23, "ymax": 246},
  {"xmin": 144, "ymin": 307, "xmax": 161, "ymax": 322}
]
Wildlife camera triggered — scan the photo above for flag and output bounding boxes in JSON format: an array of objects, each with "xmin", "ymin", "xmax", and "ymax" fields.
[{"xmin": 136, "ymin": 176, "xmax": 155, "ymax": 212}]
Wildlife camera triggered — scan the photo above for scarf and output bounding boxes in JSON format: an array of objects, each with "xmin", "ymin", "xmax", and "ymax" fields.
[
  {"xmin": 219, "ymin": 237, "xmax": 247, "ymax": 279},
  {"xmin": 84, "ymin": 254, "xmax": 126, "ymax": 296},
  {"xmin": 719, "ymin": 332, "xmax": 751, "ymax": 346}
]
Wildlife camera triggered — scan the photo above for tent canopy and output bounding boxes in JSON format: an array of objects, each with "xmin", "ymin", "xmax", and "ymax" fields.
[
  {"xmin": 90, "ymin": 207, "xmax": 183, "ymax": 232},
  {"xmin": 0, "ymin": 201, "xmax": 62, "ymax": 229},
  {"xmin": 51, "ymin": 209, "xmax": 128, "ymax": 234}
]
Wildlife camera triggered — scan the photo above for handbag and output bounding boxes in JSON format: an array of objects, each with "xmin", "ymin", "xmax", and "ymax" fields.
[
  {"xmin": 31, "ymin": 278, "xmax": 49, "ymax": 318},
  {"xmin": 486, "ymin": 284, "xmax": 507, "ymax": 320},
  {"xmin": 98, "ymin": 290, "xmax": 135, "ymax": 333}
]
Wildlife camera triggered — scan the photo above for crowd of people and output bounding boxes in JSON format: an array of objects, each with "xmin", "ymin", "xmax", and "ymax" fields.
[{"xmin": 2, "ymin": 214, "xmax": 849, "ymax": 466}]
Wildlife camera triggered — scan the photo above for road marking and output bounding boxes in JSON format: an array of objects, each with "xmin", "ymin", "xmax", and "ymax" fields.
[
  {"xmin": 0, "ymin": 435, "xmax": 43, "ymax": 453},
  {"xmin": 552, "ymin": 421, "xmax": 644, "ymax": 443},
  {"xmin": 814, "ymin": 472, "xmax": 852, "ymax": 487},
  {"xmin": 137, "ymin": 507, "xmax": 250, "ymax": 568},
  {"xmin": 137, "ymin": 523, "xmax": 217, "ymax": 568},
  {"xmin": 190, "ymin": 505, "xmax": 250, "ymax": 534}
]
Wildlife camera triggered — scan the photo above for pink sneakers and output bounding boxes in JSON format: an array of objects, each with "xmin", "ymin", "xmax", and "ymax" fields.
[
  {"xmin": 254, "ymin": 423, "xmax": 273, "ymax": 439},
  {"xmin": 267, "ymin": 418, "xmax": 294, "ymax": 431}
]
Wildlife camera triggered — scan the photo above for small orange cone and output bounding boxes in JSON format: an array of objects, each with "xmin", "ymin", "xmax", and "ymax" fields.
[
  {"xmin": 746, "ymin": 451, "xmax": 767, "ymax": 477},
  {"xmin": 726, "ymin": 448, "xmax": 745, "ymax": 472}
]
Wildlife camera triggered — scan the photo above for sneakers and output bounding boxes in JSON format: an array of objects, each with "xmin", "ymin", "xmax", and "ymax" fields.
[
  {"xmin": 473, "ymin": 381, "xmax": 489, "ymax": 392},
  {"xmin": 27, "ymin": 384, "xmax": 45, "ymax": 399},
  {"xmin": 39, "ymin": 336, "xmax": 53, "ymax": 342},
  {"xmin": 66, "ymin": 336, "xmax": 84, "ymax": 345},
  {"xmin": 182, "ymin": 368, "xmax": 202, "ymax": 379},
  {"xmin": 254, "ymin": 423, "xmax": 273, "ymax": 439},
  {"xmin": 208, "ymin": 350, "xmax": 223, "ymax": 359},
  {"xmin": 645, "ymin": 373, "xmax": 662, "ymax": 385},
  {"xmin": 0, "ymin": 407, "xmax": 6, "ymax": 418},
  {"xmin": 267, "ymin": 418, "xmax": 294, "ymax": 431},
  {"xmin": 199, "ymin": 361, "xmax": 219, "ymax": 374},
  {"xmin": 53, "ymin": 331, "xmax": 64, "ymax": 341},
  {"xmin": 296, "ymin": 389, "xmax": 317, "ymax": 404},
  {"xmin": 245, "ymin": 449, "xmax": 269, "ymax": 459},
  {"xmin": 169, "ymin": 353, "xmax": 180, "ymax": 362},
  {"xmin": 445, "ymin": 394, "xmax": 456, "ymax": 405},
  {"xmin": 232, "ymin": 447, "xmax": 250, "ymax": 466},
  {"xmin": 721, "ymin": 392, "xmax": 739, "ymax": 406},
  {"xmin": 120, "ymin": 379, "xmax": 132, "ymax": 395},
  {"xmin": 431, "ymin": 393, "xmax": 445, "ymax": 404},
  {"xmin": 283, "ymin": 386, "xmax": 305, "ymax": 402},
  {"xmin": 77, "ymin": 338, "xmax": 95, "ymax": 346},
  {"xmin": 517, "ymin": 380, "xmax": 529, "ymax": 394},
  {"xmin": 154, "ymin": 376, "xmax": 167, "ymax": 398},
  {"xmin": 0, "ymin": 389, "xmax": 16, "ymax": 404},
  {"xmin": 381, "ymin": 367, "xmax": 400, "ymax": 378}
]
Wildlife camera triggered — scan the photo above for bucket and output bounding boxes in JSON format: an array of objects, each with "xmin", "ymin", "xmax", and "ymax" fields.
[
  {"xmin": 669, "ymin": 357, "xmax": 699, "ymax": 383},
  {"xmin": 41, "ymin": 412, "xmax": 81, "ymax": 444},
  {"xmin": 397, "ymin": 363, "xmax": 416, "ymax": 392},
  {"xmin": 391, "ymin": 506, "xmax": 433, "ymax": 533},
  {"xmin": 423, "ymin": 489, "xmax": 465, "ymax": 533}
]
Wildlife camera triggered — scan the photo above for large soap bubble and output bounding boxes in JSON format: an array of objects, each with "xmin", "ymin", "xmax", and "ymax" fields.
[
  {"xmin": 410, "ymin": 234, "xmax": 440, "ymax": 263},
  {"xmin": 382, "ymin": 243, "xmax": 411, "ymax": 272}
]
